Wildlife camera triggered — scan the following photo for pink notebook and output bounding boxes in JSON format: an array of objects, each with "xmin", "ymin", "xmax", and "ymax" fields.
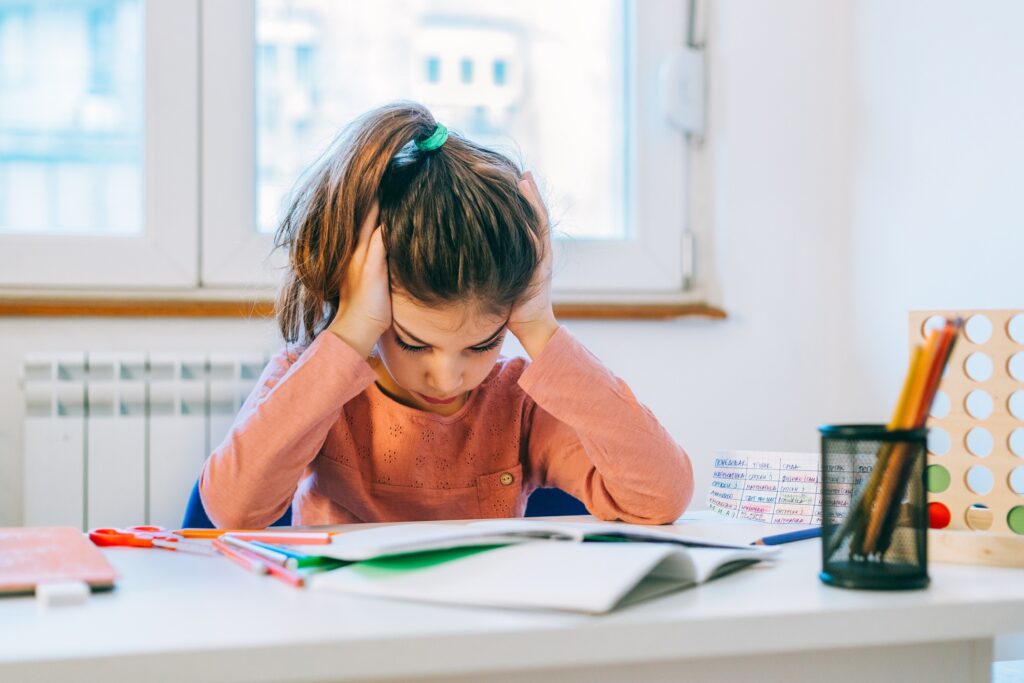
[{"xmin": 0, "ymin": 527, "xmax": 119, "ymax": 595}]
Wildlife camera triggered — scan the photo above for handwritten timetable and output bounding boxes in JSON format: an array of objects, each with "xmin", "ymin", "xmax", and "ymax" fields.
[{"xmin": 707, "ymin": 451, "xmax": 862, "ymax": 525}]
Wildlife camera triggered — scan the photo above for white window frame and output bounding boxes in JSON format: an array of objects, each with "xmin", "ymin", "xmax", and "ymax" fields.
[
  {"xmin": 0, "ymin": 0, "xmax": 199, "ymax": 289},
  {"xmin": 0, "ymin": 0, "xmax": 705, "ymax": 302},
  {"xmin": 200, "ymin": 0, "xmax": 702, "ymax": 301}
]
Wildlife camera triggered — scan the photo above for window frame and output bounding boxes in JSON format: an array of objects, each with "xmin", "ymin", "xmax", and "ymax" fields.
[
  {"xmin": 200, "ymin": 0, "xmax": 700, "ymax": 300},
  {"xmin": 0, "ymin": 0, "xmax": 705, "ymax": 304},
  {"xmin": 0, "ymin": 0, "xmax": 199, "ymax": 289}
]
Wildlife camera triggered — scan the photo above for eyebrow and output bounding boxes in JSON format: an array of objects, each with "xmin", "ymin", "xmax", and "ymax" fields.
[{"xmin": 393, "ymin": 318, "xmax": 508, "ymax": 349}]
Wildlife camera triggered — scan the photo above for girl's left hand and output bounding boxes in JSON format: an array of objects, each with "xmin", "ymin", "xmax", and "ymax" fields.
[{"xmin": 508, "ymin": 171, "xmax": 560, "ymax": 358}]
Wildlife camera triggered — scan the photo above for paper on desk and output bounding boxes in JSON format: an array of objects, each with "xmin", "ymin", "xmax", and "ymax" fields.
[{"xmin": 707, "ymin": 451, "xmax": 850, "ymax": 525}]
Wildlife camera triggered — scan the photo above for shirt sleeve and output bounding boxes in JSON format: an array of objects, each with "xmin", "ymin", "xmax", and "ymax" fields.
[
  {"xmin": 518, "ymin": 327, "xmax": 694, "ymax": 524},
  {"xmin": 199, "ymin": 331, "xmax": 378, "ymax": 528}
]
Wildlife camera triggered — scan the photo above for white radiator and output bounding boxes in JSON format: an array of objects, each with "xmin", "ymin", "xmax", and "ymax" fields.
[{"xmin": 21, "ymin": 352, "xmax": 266, "ymax": 530}]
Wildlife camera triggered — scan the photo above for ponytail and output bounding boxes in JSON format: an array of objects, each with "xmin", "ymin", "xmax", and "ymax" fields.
[
  {"xmin": 275, "ymin": 101, "xmax": 541, "ymax": 345},
  {"xmin": 275, "ymin": 102, "xmax": 439, "ymax": 344}
]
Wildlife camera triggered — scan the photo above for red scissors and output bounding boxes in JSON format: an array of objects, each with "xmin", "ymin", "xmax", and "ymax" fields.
[{"xmin": 88, "ymin": 526, "xmax": 215, "ymax": 555}]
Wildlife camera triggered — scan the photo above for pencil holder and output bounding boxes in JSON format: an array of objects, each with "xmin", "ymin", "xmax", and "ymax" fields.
[{"xmin": 819, "ymin": 424, "xmax": 929, "ymax": 590}]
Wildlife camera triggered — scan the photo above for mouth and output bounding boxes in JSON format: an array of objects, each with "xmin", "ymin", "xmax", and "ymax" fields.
[{"xmin": 417, "ymin": 392, "xmax": 460, "ymax": 405}]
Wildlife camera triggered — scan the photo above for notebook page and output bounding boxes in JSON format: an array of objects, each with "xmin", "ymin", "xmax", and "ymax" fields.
[
  {"xmin": 311, "ymin": 542, "xmax": 689, "ymax": 614},
  {"xmin": 708, "ymin": 450, "xmax": 849, "ymax": 525}
]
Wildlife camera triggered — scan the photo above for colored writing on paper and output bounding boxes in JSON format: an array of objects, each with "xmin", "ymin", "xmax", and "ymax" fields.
[{"xmin": 708, "ymin": 451, "xmax": 870, "ymax": 525}]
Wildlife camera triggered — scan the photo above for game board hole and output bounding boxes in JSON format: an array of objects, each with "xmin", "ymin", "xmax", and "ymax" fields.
[
  {"xmin": 965, "ymin": 427, "xmax": 993, "ymax": 457},
  {"xmin": 966, "ymin": 465, "xmax": 994, "ymax": 495},
  {"xmin": 928, "ymin": 501, "xmax": 951, "ymax": 529},
  {"xmin": 1008, "ymin": 314, "xmax": 1024, "ymax": 344},
  {"xmin": 929, "ymin": 390, "xmax": 950, "ymax": 419},
  {"xmin": 1008, "ymin": 506, "xmax": 1024, "ymax": 535},
  {"xmin": 965, "ymin": 390, "xmax": 994, "ymax": 420},
  {"xmin": 1009, "ymin": 391, "xmax": 1024, "ymax": 420},
  {"xmin": 1009, "ymin": 352, "xmax": 1024, "ymax": 383},
  {"xmin": 965, "ymin": 503, "xmax": 993, "ymax": 531},
  {"xmin": 1010, "ymin": 428, "xmax": 1024, "ymax": 458},
  {"xmin": 928, "ymin": 427, "xmax": 951, "ymax": 456},
  {"xmin": 964, "ymin": 352, "xmax": 994, "ymax": 382},
  {"xmin": 927, "ymin": 464, "xmax": 951, "ymax": 493},
  {"xmin": 1009, "ymin": 467, "xmax": 1024, "ymax": 495},
  {"xmin": 922, "ymin": 315, "xmax": 947, "ymax": 339},
  {"xmin": 964, "ymin": 315, "xmax": 993, "ymax": 344}
]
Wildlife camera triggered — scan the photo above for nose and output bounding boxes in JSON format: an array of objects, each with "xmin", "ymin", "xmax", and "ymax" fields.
[{"xmin": 426, "ymin": 357, "xmax": 463, "ymax": 396}]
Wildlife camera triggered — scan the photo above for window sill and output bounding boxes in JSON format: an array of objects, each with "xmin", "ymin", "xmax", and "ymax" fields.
[{"xmin": 0, "ymin": 294, "xmax": 727, "ymax": 321}]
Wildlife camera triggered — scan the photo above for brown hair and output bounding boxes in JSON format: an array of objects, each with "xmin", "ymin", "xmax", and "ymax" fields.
[{"xmin": 274, "ymin": 101, "xmax": 542, "ymax": 345}]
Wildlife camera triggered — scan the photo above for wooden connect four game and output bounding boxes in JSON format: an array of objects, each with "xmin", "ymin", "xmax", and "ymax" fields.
[{"xmin": 910, "ymin": 309, "xmax": 1024, "ymax": 567}]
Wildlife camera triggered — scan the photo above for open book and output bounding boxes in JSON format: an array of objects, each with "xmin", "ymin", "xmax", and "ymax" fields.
[{"xmin": 303, "ymin": 520, "xmax": 778, "ymax": 614}]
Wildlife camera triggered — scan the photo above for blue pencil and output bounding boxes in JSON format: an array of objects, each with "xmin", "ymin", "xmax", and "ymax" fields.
[{"xmin": 752, "ymin": 527, "xmax": 822, "ymax": 546}]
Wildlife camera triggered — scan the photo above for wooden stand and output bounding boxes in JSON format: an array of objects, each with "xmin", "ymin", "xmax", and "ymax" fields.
[{"xmin": 910, "ymin": 309, "xmax": 1024, "ymax": 566}]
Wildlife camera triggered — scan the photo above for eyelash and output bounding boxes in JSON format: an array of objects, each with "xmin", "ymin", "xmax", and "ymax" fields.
[{"xmin": 395, "ymin": 335, "xmax": 504, "ymax": 354}]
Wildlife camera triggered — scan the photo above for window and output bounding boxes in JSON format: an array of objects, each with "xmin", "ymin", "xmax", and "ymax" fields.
[
  {"xmin": 3, "ymin": 0, "xmax": 701, "ymax": 302},
  {"xmin": 0, "ymin": 0, "xmax": 197, "ymax": 287}
]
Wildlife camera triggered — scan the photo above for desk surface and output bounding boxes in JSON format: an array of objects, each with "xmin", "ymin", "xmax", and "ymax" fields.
[{"xmin": 3, "ymin": 515, "xmax": 1024, "ymax": 683}]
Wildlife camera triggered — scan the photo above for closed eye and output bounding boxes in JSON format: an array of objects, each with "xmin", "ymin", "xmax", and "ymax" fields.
[
  {"xmin": 469, "ymin": 335, "xmax": 504, "ymax": 354},
  {"xmin": 395, "ymin": 335, "xmax": 429, "ymax": 353},
  {"xmin": 394, "ymin": 334, "xmax": 505, "ymax": 354}
]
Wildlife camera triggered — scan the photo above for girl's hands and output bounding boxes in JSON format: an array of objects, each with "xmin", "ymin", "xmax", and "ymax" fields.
[
  {"xmin": 508, "ymin": 172, "xmax": 560, "ymax": 359},
  {"xmin": 328, "ymin": 203, "xmax": 392, "ymax": 358}
]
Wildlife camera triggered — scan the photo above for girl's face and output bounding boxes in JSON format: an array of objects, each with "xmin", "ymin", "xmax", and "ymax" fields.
[{"xmin": 373, "ymin": 293, "xmax": 509, "ymax": 417}]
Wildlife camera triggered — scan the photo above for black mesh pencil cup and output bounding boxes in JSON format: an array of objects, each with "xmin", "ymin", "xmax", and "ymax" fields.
[{"xmin": 819, "ymin": 424, "xmax": 929, "ymax": 590}]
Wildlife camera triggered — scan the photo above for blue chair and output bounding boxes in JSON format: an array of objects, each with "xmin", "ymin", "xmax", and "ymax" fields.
[
  {"xmin": 182, "ymin": 481, "xmax": 586, "ymax": 529},
  {"xmin": 523, "ymin": 487, "xmax": 588, "ymax": 517},
  {"xmin": 182, "ymin": 480, "xmax": 292, "ymax": 529}
]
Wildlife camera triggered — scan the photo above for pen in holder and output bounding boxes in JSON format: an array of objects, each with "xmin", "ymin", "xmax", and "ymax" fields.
[{"xmin": 819, "ymin": 424, "xmax": 929, "ymax": 590}]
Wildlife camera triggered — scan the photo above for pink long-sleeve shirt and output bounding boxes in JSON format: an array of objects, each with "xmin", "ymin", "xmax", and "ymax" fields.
[{"xmin": 199, "ymin": 327, "xmax": 693, "ymax": 528}]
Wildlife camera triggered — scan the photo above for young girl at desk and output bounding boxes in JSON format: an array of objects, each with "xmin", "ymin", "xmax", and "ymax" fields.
[{"xmin": 200, "ymin": 102, "xmax": 693, "ymax": 528}]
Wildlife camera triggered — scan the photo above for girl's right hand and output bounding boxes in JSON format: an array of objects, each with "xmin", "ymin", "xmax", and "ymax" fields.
[{"xmin": 327, "ymin": 203, "xmax": 392, "ymax": 358}]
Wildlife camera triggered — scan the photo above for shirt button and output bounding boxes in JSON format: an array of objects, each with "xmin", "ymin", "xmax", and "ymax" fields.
[{"xmin": 499, "ymin": 472, "xmax": 514, "ymax": 486}]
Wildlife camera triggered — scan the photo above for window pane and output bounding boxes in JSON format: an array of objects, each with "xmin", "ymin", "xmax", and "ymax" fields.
[
  {"xmin": 0, "ymin": 0, "xmax": 143, "ymax": 236},
  {"xmin": 256, "ymin": 0, "xmax": 626, "ymax": 240}
]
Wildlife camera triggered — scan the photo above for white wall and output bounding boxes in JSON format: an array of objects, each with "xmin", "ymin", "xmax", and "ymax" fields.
[
  {"xmin": 2, "ymin": 0, "xmax": 1021, "ymax": 531},
  {"xmin": 850, "ymin": 0, "xmax": 1024, "ymax": 407}
]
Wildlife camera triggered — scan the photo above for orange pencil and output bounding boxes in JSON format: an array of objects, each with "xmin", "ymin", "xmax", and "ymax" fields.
[
  {"xmin": 213, "ymin": 538, "xmax": 268, "ymax": 575},
  {"xmin": 178, "ymin": 529, "xmax": 333, "ymax": 544},
  {"xmin": 842, "ymin": 344, "xmax": 925, "ymax": 558},
  {"xmin": 865, "ymin": 319, "xmax": 960, "ymax": 555},
  {"xmin": 218, "ymin": 541, "xmax": 306, "ymax": 588},
  {"xmin": 871, "ymin": 318, "xmax": 961, "ymax": 555}
]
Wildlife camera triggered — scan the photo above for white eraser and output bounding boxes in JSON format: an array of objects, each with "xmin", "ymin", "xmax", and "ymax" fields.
[{"xmin": 35, "ymin": 580, "xmax": 90, "ymax": 607}]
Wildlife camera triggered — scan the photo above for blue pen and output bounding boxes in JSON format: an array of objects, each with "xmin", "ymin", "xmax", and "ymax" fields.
[{"xmin": 752, "ymin": 527, "xmax": 822, "ymax": 546}]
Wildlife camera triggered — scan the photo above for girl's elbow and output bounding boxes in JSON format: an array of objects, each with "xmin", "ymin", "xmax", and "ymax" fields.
[{"xmin": 650, "ymin": 450, "xmax": 695, "ymax": 523}]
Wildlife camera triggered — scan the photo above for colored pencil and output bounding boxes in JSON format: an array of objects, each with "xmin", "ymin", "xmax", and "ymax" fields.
[
  {"xmin": 752, "ymin": 527, "xmax": 822, "ymax": 546},
  {"xmin": 871, "ymin": 318, "xmax": 961, "ymax": 555},
  {"xmin": 176, "ymin": 529, "xmax": 333, "ymax": 544},
  {"xmin": 825, "ymin": 344, "xmax": 924, "ymax": 559},
  {"xmin": 212, "ymin": 538, "xmax": 268, "ymax": 575},
  {"xmin": 218, "ymin": 542, "xmax": 306, "ymax": 588},
  {"xmin": 250, "ymin": 541, "xmax": 347, "ymax": 568},
  {"xmin": 221, "ymin": 535, "xmax": 297, "ymax": 569}
]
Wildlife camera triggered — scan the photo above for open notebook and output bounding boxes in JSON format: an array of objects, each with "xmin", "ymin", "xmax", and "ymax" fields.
[{"xmin": 304, "ymin": 520, "xmax": 778, "ymax": 614}]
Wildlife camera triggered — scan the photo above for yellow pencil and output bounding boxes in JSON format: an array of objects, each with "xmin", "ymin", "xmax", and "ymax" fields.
[
  {"xmin": 861, "ymin": 329, "xmax": 942, "ymax": 554},
  {"xmin": 835, "ymin": 342, "xmax": 925, "ymax": 561}
]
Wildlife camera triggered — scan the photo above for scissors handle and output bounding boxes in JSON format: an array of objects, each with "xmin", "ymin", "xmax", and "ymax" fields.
[{"xmin": 89, "ymin": 528, "xmax": 154, "ymax": 548}]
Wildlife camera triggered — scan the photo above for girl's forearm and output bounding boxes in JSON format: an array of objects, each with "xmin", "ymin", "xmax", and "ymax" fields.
[{"xmin": 199, "ymin": 333, "xmax": 377, "ymax": 528}]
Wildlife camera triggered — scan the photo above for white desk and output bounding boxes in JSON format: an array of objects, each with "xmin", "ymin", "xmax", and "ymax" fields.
[{"xmin": 2, "ymin": 516, "xmax": 1024, "ymax": 683}]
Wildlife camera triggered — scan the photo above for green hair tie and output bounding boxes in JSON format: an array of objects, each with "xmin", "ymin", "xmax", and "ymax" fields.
[{"xmin": 415, "ymin": 123, "xmax": 448, "ymax": 152}]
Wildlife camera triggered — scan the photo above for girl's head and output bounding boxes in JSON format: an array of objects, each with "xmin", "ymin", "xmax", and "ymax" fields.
[{"xmin": 275, "ymin": 102, "xmax": 544, "ymax": 412}]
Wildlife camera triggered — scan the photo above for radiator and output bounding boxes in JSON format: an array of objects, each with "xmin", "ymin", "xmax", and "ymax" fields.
[{"xmin": 21, "ymin": 352, "xmax": 266, "ymax": 530}]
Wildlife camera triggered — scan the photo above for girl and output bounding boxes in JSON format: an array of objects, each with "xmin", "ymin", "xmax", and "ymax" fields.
[{"xmin": 200, "ymin": 102, "xmax": 693, "ymax": 528}]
